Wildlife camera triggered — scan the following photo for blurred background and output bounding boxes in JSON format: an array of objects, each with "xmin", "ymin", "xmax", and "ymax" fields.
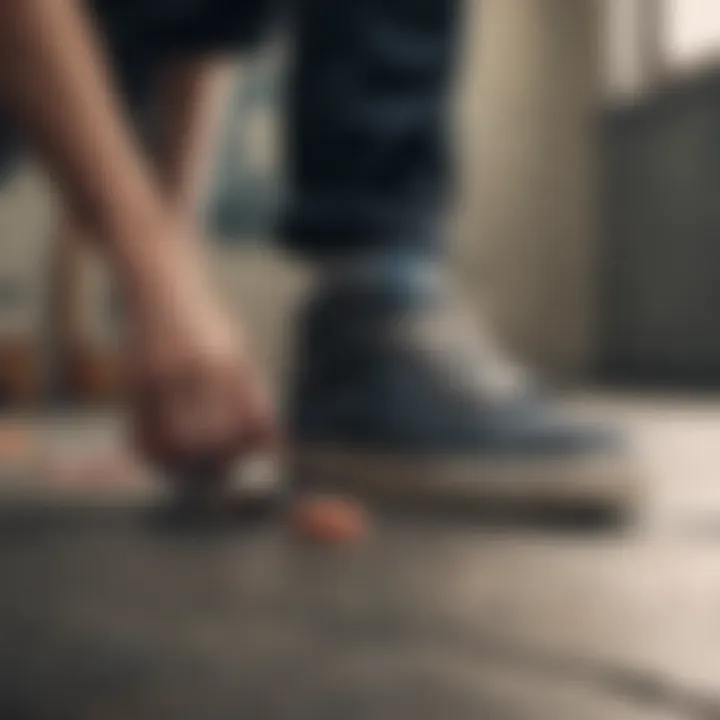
[{"xmin": 3, "ymin": 0, "xmax": 720, "ymax": 402}]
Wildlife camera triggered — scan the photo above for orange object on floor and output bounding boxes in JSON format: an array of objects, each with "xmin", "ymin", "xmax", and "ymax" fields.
[
  {"xmin": 289, "ymin": 495, "xmax": 369, "ymax": 544},
  {"xmin": 0, "ymin": 424, "xmax": 33, "ymax": 462}
]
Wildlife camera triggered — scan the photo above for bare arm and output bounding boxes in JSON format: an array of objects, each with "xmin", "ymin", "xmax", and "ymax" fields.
[
  {"xmin": 0, "ymin": 0, "xmax": 275, "ymax": 471},
  {"xmin": 0, "ymin": 0, "xmax": 165, "ymax": 260}
]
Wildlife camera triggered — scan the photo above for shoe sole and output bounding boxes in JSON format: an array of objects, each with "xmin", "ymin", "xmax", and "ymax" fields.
[{"xmin": 287, "ymin": 444, "xmax": 642, "ymax": 524}]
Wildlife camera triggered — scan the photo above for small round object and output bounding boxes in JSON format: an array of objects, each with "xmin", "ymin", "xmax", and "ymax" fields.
[{"xmin": 289, "ymin": 495, "xmax": 368, "ymax": 544}]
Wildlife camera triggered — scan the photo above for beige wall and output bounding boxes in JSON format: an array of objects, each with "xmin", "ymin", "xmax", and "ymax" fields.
[{"xmin": 456, "ymin": 0, "xmax": 601, "ymax": 377}]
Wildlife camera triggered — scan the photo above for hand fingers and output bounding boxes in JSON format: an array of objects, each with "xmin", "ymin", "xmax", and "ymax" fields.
[{"xmin": 131, "ymin": 356, "xmax": 277, "ymax": 471}]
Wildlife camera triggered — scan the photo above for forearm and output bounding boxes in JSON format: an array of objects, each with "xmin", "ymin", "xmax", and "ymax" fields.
[{"xmin": 0, "ymin": 0, "xmax": 173, "ymax": 283}]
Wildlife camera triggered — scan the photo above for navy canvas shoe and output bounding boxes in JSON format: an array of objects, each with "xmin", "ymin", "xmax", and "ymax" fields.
[{"xmin": 286, "ymin": 258, "xmax": 640, "ymax": 519}]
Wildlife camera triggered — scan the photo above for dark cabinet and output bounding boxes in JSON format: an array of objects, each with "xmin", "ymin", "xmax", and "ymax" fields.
[{"xmin": 602, "ymin": 67, "xmax": 720, "ymax": 384}]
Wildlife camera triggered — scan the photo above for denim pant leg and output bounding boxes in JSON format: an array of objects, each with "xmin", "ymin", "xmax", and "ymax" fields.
[{"xmin": 281, "ymin": 0, "xmax": 463, "ymax": 259}]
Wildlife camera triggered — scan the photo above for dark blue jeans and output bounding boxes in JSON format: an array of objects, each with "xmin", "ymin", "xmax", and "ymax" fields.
[{"xmin": 1, "ymin": 0, "xmax": 462, "ymax": 258}]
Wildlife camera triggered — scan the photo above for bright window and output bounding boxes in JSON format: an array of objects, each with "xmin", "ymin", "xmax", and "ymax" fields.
[
  {"xmin": 604, "ymin": 0, "xmax": 720, "ymax": 98},
  {"xmin": 665, "ymin": 0, "xmax": 720, "ymax": 67}
]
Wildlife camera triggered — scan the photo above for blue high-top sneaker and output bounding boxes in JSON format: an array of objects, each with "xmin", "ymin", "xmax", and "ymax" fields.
[{"xmin": 286, "ymin": 257, "xmax": 640, "ymax": 519}]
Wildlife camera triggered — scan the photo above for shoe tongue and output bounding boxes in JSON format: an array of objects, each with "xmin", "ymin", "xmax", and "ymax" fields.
[
  {"xmin": 318, "ymin": 256, "xmax": 535, "ymax": 400},
  {"xmin": 392, "ymin": 306, "xmax": 534, "ymax": 403}
]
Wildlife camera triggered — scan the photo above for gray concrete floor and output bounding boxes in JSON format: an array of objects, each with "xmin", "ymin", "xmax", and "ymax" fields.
[{"xmin": 0, "ymin": 394, "xmax": 718, "ymax": 719}]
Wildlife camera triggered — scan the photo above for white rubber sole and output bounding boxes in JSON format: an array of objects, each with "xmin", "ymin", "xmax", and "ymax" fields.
[{"xmin": 287, "ymin": 444, "xmax": 643, "ymax": 519}]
